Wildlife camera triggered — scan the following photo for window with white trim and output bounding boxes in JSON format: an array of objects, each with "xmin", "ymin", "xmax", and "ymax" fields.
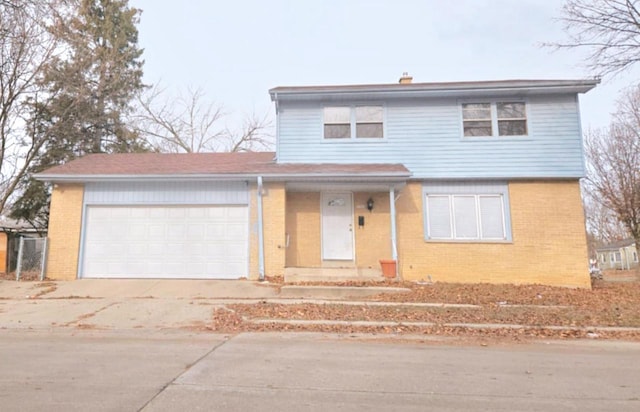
[
  {"xmin": 462, "ymin": 101, "xmax": 527, "ymax": 137},
  {"xmin": 324, "ymin": 106, "xmax": 383, "ymax": 139},
  {"xmin": 614, "ymin": 251, "xmax": 622, "ymax": 262},
  {"xmin": 600, "ymin": 254, "xmax": 606, "ymax": 264},
  {"xmin": 426, "ymin": 194, "xmax": 506, "ymax": 240},
  {"xmin": 634, "ymin": 251, "xmax": 638, "ymax": 262}
]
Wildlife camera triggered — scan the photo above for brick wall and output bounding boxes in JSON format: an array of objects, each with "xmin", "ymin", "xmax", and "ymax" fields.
[
  {"xmin": 353, "ymin": 192, "xmax": 392, "ymax": 268},
  {"xmin": 397, "ymin": 180, "xmax": 591, "ymax": 288},
  {"xmin": 249, "ymin": 182, "xmax": 286, "ymax": 279},
  {"xmin": 46, "ymin": 184, "xmax": 84, "ymax": 280},
  {"xmin": 285, "ymin": 192, "xmax": 321, "ymax": 267},
  {"xmin": 263, "ymin": 182, "xmax": 286, "ymax": 277},
  {"xmin": 284, "ymin": 191, "xmax": 391, "ymax": 269}
]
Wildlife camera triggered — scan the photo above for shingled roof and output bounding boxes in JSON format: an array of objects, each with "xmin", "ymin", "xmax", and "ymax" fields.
[
  {"xmin": 35, "ymin": 152, "xmax": 411, "ymax": 182},
  {"xmin": 269, "ymin": 79, "xmax": 600, "ymax": 99},
  {"xmin": 596, "ymin": 238, "xmax": 636, "ymax": 251}
]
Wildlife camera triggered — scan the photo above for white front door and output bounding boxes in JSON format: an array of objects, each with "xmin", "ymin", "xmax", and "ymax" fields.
[{"xmin": 321, "ymin": 192, "xmax": 354, "ymax": 260}]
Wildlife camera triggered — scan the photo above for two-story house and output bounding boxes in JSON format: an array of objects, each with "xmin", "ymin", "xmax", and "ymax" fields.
[{"xmin": 37, "ymin": 76, "xmax": 598, "ymax": 288}]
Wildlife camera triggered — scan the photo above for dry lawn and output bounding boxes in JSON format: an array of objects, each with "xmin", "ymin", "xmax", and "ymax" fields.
[{"xmin": 205, "ymin": 280, "xmax": 640, "ymax": 342}]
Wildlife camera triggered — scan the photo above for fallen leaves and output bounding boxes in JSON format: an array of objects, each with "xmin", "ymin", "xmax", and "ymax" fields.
[{"xmin": 201, "ymin": 281, "xmax": 640, "ymax": 342}]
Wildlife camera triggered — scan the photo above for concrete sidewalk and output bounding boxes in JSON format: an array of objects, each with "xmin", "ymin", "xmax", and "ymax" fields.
[
  {"xmin": 0, "ymin": 279, "xmax": 409, "ymax": 300},
  {"xmin": 0, "ymin": 279, "xmax": 280, "ymax": 300},
  {"xmin": 3, "ymin": 279, "xmax": 638, "ymax": 338},
  {"xmin": 0, "ymin": 279, "xmax": 414, "ymax": 332}
]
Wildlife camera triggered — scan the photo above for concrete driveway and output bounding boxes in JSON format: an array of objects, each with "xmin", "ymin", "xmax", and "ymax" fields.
[
  {"xmin": 0, "ymin": 279, "xmax": 413, "ymax": 331},
  {"xmin": 0, "ymin": 279, "xmax": 281, "ymax": 331},
  {"xmin": 1, "ymin": 331, "xmax": 639, "ymax": 412},
  {"xmin": 0, "ymin": 279, "xmax": 281, "ymax": 300}
]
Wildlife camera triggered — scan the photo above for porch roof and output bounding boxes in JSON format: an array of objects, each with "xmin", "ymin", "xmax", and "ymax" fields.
[
  {"xmin": 596, "ymin": 238, "xmax": 636, "ymax": 252},
  {"xmin": 35, "ymin": 152, "xmax": 412, "ymax": 183}
]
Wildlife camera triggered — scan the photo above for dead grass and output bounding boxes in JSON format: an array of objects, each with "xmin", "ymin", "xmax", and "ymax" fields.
[
  {"xmin": 198, "ymin": 280, "xmax": 640, "ymax": 341},
  {"xmin": 0, "ymin": 271, "xmax": 43, "ymax": 281}
]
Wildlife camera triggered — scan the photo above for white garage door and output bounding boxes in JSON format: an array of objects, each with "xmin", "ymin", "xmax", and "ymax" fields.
[{"xmin": 82, "ymin": 205, "xmax": 248, "ymax": 279}]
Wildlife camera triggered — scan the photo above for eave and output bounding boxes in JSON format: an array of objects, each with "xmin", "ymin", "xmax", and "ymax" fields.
[
  {"xmin": 35, "ymin": 171, "xmax": 412, "ymax": 183},
  {"xmin": 269, "ymin": 79, "xmax": 600, "ymax": 102}
]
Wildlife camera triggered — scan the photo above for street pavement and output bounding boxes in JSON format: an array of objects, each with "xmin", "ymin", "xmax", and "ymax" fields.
[{"xmin": 0, "ymin": 330, "xmax": 638, "ymax": 411}]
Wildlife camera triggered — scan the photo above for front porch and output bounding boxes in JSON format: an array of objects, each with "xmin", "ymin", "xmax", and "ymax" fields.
[{"xmin": 282, "ymin": 185, "xmax": 401, "ymax": 282}]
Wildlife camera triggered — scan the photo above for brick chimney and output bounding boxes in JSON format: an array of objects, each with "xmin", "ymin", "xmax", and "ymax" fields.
[{"xmin": 398, "ymin": 72, "xmax": 413, "ymax": 84}]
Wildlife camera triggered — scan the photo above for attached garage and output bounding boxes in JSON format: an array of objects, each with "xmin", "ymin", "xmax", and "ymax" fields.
[{"xmin": 79, "ymin": 181, "xmax": 249, "ymax": 279}]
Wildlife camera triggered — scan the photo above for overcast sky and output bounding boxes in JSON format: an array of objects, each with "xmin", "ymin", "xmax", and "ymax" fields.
[{"xmin": 130, "ymin": 0, "xmax": 639, "ymax": 134}]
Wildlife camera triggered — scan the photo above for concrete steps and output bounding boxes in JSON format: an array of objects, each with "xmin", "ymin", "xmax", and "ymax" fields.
[
  {"xmin": 279, "ymin": 285, "xmax": 410, "ymax": 299},
  {"xmin": 284, "ymin": 267, "xmax": 384, "ymax": 283}
]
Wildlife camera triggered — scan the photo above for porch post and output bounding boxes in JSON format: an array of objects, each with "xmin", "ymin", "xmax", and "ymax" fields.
[
  {"xmin": 389, "ymin": 186, "xmax": 398, "ymax": 277},
  {"xmin": 257, "ymin": 176, "xmax": 265, "ymax": 281}
]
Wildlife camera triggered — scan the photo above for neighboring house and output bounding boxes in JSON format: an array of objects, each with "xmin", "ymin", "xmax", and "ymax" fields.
[
  {"xmin": 596, "ymin": 239, "xmax": 639, "ymax": 270},
  {"xmin": 36, "ymin": 76, "xmax": 598, "ymax": 288},
  {"xmin": 0, "ymin": 217, "xmax": 45, "ymax": 274}
]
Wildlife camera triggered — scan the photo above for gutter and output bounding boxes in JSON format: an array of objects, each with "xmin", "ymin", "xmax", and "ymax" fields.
[
  {"xmin": 34, "ymin": 172, "xmax": 412, "ymax": 183},
  {"xmin": 269, "ymin": 87, "xmax": 598, "ymax": 102},
  {"xmin": 257, "ymin": 176, "xmax": 265, "ymax": 281},
  {"xmin": 269, "ymin": 80, "xmax": 601, "ymax": 101}
]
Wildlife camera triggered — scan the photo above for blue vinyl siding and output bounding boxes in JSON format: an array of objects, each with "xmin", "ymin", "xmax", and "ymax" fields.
[
  {"xmin": 276, "ymin": 95, "xmax": 584, "ymax": 179},
  {"xmin": 84, "ymin": 181, "xmax": 249, "ymax": 205}
]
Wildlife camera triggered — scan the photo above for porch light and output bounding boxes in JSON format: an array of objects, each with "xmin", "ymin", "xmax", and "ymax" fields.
[{"xmin": 367, "ymin": 197, "xmax": 374, "ymax": 212}]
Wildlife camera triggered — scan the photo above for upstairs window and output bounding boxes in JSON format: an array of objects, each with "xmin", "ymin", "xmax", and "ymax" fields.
[
  {"xmin": 462, "ymin": 101, "xmax": 527, "ymax": 137},
  {"xmin": 462, "ymin": 103, "xmax": 492, "ymax": 136},
  {"xmin": 324, "ymin": 107, "xmax": 351, "ymax": 139},
  {"xmin": 355, "ymin": 106, "xmax": 383, "ymax": 138},
  {"xmin": 324, "ymin": 106, "xmax": 384, "ymax": 139}
]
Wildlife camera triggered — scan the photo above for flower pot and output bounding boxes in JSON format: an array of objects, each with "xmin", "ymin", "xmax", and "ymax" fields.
[{"xmin": 379, "ymin": 259, "xmax": 397, "ymax": 278}]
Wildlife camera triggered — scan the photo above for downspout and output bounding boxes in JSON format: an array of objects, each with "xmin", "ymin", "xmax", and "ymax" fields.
[
  {"xmin": 274, "ymin": 92, "xmax": 280, "ymax": 160},
  {"xmin": 257, "ymin": 176, "xmax": 265, "ymax": 281},
  {"xmin": 389, "ymin": 186, "xmax": 398, "ymax": 278}
]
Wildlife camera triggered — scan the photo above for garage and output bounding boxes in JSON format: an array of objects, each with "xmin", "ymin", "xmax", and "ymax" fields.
[{"xmin": 79, "ymin": 181, "xmax": 249, "ymax": 279}]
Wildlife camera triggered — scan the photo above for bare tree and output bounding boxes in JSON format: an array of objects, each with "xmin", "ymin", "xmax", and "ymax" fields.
[
  {"xmin": 552, "ymin": 0, "xmax": 640, "ymax": 76},
  {"xmin": 0, "ymin": 0, "xmax": 63, "ymax": 216},
  {"xmin": 583, "ymin": 182, "xmax": 629, "ymax": 242},
  {"xmin": 135, "ymin": 86, "xmax": 272, "ymax": 153},
  {"xmin": 584, "ymin": 86, "xmax": 640, "ymax": 259}
]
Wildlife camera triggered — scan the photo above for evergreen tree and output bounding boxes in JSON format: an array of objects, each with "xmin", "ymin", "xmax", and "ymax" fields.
[{"xmin": 11, "ymin": 0, "xmax": 147, "ymax": 228}]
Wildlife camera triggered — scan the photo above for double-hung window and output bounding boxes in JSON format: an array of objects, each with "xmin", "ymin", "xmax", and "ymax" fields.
[
  {"xmin": 424, "ymin": 183, "xmax": 511, "ymax": 242},
  {"xmin": 462, "ymin": 101, "xmax": 527, "ymax": 137},
  {"xmin": 324, "ymin": 106, "xmax": 384, "ymax": 139}
]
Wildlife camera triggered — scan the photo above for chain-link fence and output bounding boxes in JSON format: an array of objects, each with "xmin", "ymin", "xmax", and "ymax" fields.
[{"xmin": 14, "ymin": 237, "xmax": 48, "ymax": 281}]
